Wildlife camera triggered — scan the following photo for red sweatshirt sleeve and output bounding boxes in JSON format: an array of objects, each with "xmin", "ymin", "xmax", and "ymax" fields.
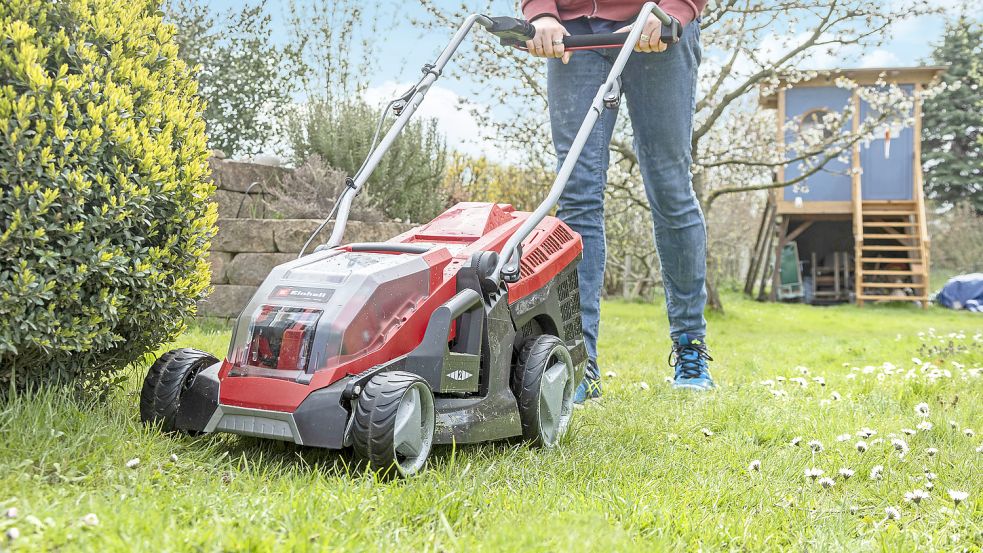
[
  {"xmin": 658, "ymin": 0, "xmax": 707, "ymax": 27},
  {"xmin": 521, "ymin": 0, "xmax": 560, "ymax": 21}
]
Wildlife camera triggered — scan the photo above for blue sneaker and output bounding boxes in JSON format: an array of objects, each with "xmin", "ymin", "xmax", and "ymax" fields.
[
  {"xmin": 670, "ymin": 334, "xmax": 715, "ymax": 391},
  {"xmin": 573, "ymin": 359, "xmax": 602, "ymax": 404}
]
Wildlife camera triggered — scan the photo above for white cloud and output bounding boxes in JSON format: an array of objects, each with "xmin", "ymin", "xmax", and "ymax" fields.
[
  {"xmin": 364, "ymin": 81, "xmax": 504, "ymax": 161},
  {"xmin": 858, "ymin": 49, "xmax": 902, "ymax": 68}
]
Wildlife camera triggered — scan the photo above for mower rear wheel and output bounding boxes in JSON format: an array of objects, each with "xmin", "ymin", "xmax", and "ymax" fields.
[
  {"xmin": 352, "ymin": 371, "xmax": 435, "ymax": 477},
  {"xmin": 514, "ymin": 335, "xmax": 576, "ymax": 447},
  {"xmin": 140, "ymin": 348, "xmax": 218, "ymax": 432}
]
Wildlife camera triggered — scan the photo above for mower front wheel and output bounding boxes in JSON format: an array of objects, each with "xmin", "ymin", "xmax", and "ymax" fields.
[
  {"xmin": 352, "ymin": 371, "xmax": 436, "ymax": 477},
  {"xmin": 514, "ymin": 335, "xmax": 576, "ymax": 447},
  {"xmin": 140, "ymin": 348, "xmax": 218, "ymax": 432}
]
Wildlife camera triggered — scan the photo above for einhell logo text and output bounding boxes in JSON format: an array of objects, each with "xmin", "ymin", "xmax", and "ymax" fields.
[{"xmin": 269, "ymin": 286, "xmax": 334, "ymax": 303}]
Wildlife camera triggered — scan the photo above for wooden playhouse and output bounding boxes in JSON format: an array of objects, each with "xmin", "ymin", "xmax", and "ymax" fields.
[{"xmin": 747, "ymin": 66, "xmax": 947, "ymax": 306}]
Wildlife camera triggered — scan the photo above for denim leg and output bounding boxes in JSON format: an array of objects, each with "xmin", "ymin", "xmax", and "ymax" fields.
[
  {"xmin": 621, "ymin": 22, "xmax": 708, "ymax": 341},
  {"xmin": 547, "ymin": 50, "xmax": 619, "ymax": 362}
]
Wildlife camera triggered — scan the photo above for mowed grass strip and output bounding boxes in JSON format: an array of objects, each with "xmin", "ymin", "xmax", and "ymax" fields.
[{"xmin": 1, "ymin": 294, "xmax": 980, "ymax": 551}]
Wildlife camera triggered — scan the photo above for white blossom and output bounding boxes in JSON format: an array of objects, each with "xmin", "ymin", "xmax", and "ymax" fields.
[
  {"xmin": 914, "ymin": 402, "xmax": 930, "ymax": 417},
  {"xmin": 885, "ymin": 506, "xmax": 901, "ymax": 520},
  {"xmin": 701, "ymin": 428, "xmax": 713, "ymax": 437},
  {"xmin": 870, "ymin": 465, "xmax": 884, "ymax": 480},
  {"xmin": 748, "ymin": 460, "xmax": 761, "ymax": 472},
  {"xmin": 838, "ymin": 468, "xmax": 854, "ymax": 479},
  {"xmin": 808, "ymin": 440, "xmax": 824, "ymax": 452},
  {"xmin": 790, "ymin": 436, "xmax": 802, "ymax": 446},
  {"xmin": 836, "ymin": 433, "xmax": 851, "ymax": 442},
  {"xmin": 917, "ymin": 421, "xmax": 933, "ymax": 432},
  {"xmin": 818, "ymin": 477, "xmax": 835, "ymax": 488},
  {"xmin": 856, "ymin": 441, "xmax": 868, "ymax": 453},
  {"xmin": 125, "ymin": 458, "xmax": 140, "ymax": 469},
  {"xmin": 81, "ymin": 513, "xmax": 99, "ymax": 526},
  {"xmin": 5, "ymin": 528, "xmax": 20, "ymax": 541},
  {"xmin": 926, "ymin": 447, "xmax": 938, "ymax": 456},
  {"xmin": 892, "ymin": 439, "xmax": 909, "ymax": 453},
  {"xmin": 964, "ymin": 428, "xmax": 975, "ymax": 437}
]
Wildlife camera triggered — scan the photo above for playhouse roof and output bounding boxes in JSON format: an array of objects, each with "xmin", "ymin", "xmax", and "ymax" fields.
[{"xmin": 759, "ymin": 65, "xmax": 948, "ymax": 108}]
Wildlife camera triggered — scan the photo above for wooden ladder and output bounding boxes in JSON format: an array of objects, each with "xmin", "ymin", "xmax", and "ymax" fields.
[{"xmin": 853, "ymin": 200, "xmax": 930, "ymax": 306}]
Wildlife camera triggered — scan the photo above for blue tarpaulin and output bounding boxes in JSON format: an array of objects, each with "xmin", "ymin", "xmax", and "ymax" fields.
[{"xmin": 935, "ymin": 273, "xmax": 983, "ymax": 312}]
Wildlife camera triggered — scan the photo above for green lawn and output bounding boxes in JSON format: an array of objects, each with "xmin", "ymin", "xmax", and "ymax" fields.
[{"xmin": 1, "ymin": 295, "xmax": 981, "ymax": 551}]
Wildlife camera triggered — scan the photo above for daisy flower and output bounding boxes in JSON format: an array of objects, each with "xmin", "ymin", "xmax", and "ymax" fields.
[
  {"xmin": 914, "ymin": 402, "xmax": 930, "ymax": 417},
  {"xmin": 701, "ymin": 427, "xmax": 713, "ymax": 437},
  {"xmin": 926, "ymin": 447, "xmax": 938, "ymax": 456},
  {"xmin": 902, "ymin": 428, "xmax": 916, "ymax": 436},
  {"xmin": 885, "ymin": 506, "xmax": 901, "ymax": 520},
  {"xmin": 808, "ymin": 440, "xmax": 824, "ymax": 452},
  {"xmin": 837, "ymin": 433, "xmax": 851, "ymax": 442},
  {"xmin": 748, "ymin": 460, "xmax": 761, "ymax": 472},
  {"xmin": 917, "ymin": 421, "xmax": 933, "ymax": 432},
  {"xmin": 838, "ymin": 468, "xmax": 855, "ymax": 479},
  {"xmin": 870, "ymin": 465, "xmax": 884, "ymax": 480},
  {"xmin": 790, "ymin": 436, "xmax": 802, "ymax": 446},
  {"xmin": 964, "ymin": 428, "xmax": 975, "ymax": 437},
  {"xmin": 818, "ymin": 477, "xmax": 835, "ymax": 489},
  {"xmin": 805, "ymin": 468, "xmax": 823, "ymax": 480},
  {"xmin": 904, "ymin": 489, "xmax": 930, "ymax": 504},
  {"xmin": 892, "ymin": 438, "xmax": 909, "ymax": 453},
  {"xmin": 948, "ymin": 490, "xmax": 968, "ymax": 505},
  {"xmin": 856, "ymin": 441, "xmax": 869, "ymax": 453}
]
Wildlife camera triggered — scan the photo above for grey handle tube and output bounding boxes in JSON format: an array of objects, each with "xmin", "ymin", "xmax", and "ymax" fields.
[
  {"xmin": 326, "ymin": 14, "xmax": 494, "ymax": 247},
  {"xmin": 493, "ymin": 2, "xmax": 669, "ymax": 282}
]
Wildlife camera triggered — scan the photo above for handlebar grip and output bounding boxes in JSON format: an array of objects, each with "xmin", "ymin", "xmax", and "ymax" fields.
[{"xmin": 500, "ymin": 15, "xmax": 682, "ymax": 49}]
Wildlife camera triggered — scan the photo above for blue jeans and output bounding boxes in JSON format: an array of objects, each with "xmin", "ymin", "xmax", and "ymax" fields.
[{"xmin": 547, "ymin": 17, "xmax": 707, "ymax": 361}]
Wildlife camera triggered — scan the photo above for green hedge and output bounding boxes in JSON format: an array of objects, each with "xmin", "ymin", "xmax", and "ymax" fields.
[{"xmin": 0, "ymin": 0, "xmax": 216, "ymax": 393}]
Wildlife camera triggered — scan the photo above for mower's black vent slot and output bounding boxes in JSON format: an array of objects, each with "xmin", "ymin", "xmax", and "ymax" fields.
[{"xmin": 519, "ymin": 225, "xmax": 575, "ymax": 279}]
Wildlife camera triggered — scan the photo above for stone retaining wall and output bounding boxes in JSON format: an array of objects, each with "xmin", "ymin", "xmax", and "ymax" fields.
[{"xmin": 199, "ymin": 218, "xmax": 416, "ymax": 318}]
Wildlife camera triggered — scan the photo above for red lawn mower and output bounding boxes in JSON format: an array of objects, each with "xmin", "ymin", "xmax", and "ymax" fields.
[{"xmin": 140, "ymin": 3, "xmax": 680, "ymax": 476}]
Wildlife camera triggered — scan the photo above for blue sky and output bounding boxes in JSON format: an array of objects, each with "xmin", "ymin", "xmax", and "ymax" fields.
[{"xmin": 202, "ymin": 0, "xmax": 970, "ymax": 160}]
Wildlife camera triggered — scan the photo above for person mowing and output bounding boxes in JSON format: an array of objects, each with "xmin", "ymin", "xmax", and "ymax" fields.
[{"xmin": 521, "ymin": 0, "xmax": 713, "ymax": 401}]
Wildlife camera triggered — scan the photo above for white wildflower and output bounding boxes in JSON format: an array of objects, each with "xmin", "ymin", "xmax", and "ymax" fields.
[
  {"xmin": 917, "ymin": 421, "xmax": 933, "ymax": 432},
  {"xmin": 892, "ymin": 438, "xmax": 909, "ymax": 453},
  {"xmin": 805, "ymin": 468, "xmax": 823, "ymax": 480},
  {"xmin": 748, "ymin": 460, "xmax": 761, "ymax": 472},
  {"xmin": 701, "ymin": 427, "xmax": 713, "ymax": 437},
  {"xmin": 837, "ymin": 433, "xmax": 851, "ymax": 442},
  {"xmin": 856, "ymin": 441, "xmax": 869, "ymax": 453},
  {"xmin": 976, "ymin": 444, "xmax": 983, "ymax": 454},
  {"xmin": 870, "ymin": 465, "xmax": 884, "ymax": 480},
  {"xmin": 812, "ymin": 376, "xmax": 826, "ymax": 386},
  {"xmin": 948, "ymin": 490, "xmax": 969, "ymax": 505},
  {"xmin": 904, "ymin": 489, "xmax": 930, "ymax": 504},
  {"xmin": 948, "ymin": 420, "xmax": 958, "ymax": 429},
  {"xmin": 663, "ymin": 376, "xmax": 673, "ymax": 384},
  {"xmin": 808, "ymin": 440, "xmax": 824, "ymax": 452},
  {"xmin": 81, "ymin": 513, "xmax": 99, "ymax": 527},
  {"xmin": 914, "ymin": 402, "xmax": 930, "ymax": 417},
  {"xmin": 925, "ymin": 481, "xmax": 934, "ymax": 490},
  {"xmin": 770, "ymin": 389, "xmax": 787, "ymax": 397},
  {"xmin": 830, "ymin": 391, "xmax": 841, "ymax": 401},
  {"xmin": 924, "ymin": 472, "xmax": 937, "ymax": 481},
  {"xmin": 125, "ymin": 458, "xmax": 140, "ymax": 469},
  {"xmin": 5, "ymin": 528, "xmax": 20, "ymax": 541},
  {"xmin": 964, "ymin": 428, "xmax": 975, "ymax": 437},
  {"xmin": 790, "ymin": 377, "xmax": 808, "ymax": 387},
  {"xmin": 838, "ymin": 468, "xmax": 855, "ymax": 479},
  {"xmin": 849, "ymin": 505, "xmax": 859, "ymax": 515},
  {"xmin": 170, "ymin": 453, "xmax": 179, "ymax": 463},
  {"xmin": 639, "ymin": 381, "xmax": 651, "ymax": 390},
  {"xmin": 857, "ymin": 427, "xmax": 877, "ymax": 439},
  {"xmin": 818, "ymin": 477, "xmax": 835, "ymax": 489},
  {"xmin": 912, "ymin": 357, "xmax": 923, "ymax": 365},
  {"xmin": 605, "ymin": 371, "xmax": 617, "ymax": 379},
  {"xmin": 776, "ymin": 376, "xmax": 786, "ymax": 382},
  {"xmin": 4, "ymin": 507, "xmax": 17, "ymax": 518},
  {"xmin": 791, "ymin": 436, "xmax": 802, "ymax": 446},
  {"xmin": 926, "ymin": 447, "xmax": 938, "ymax": 456},
  {"xmin": 871, "ymin": 438, "xmax": 884, "ymax": 446},
  {"xmin": 902, "ymin": 428, "xmax": 917, "ymax": 436},
  {"xmin": 885, "ymin": 506, "xmax": 901, "ymax": 520},
  {"xmin": 797, "ymin": 366, "xmax": 810, "ymax": 375}
]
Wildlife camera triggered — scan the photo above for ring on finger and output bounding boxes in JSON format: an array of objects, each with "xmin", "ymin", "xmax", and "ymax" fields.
[
  {"xmin": 639, "ymin": 34, "xmax": 650, "ymax": 41},
  {"xmin": 551, "ymin": 38, "xmax": 564, "ymax": 45}
]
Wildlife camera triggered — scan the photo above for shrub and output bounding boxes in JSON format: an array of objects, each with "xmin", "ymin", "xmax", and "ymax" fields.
[
  {"xmin": 287, "ymin": 99, "xmax": 448, "ymax": 223},
  {"xmin": 0, "ymin": 0, "xmax": 216, "ymax": 394},
  {"xmin": 267, "ymin": 155, "xmax": 384, "ymax": 222}
]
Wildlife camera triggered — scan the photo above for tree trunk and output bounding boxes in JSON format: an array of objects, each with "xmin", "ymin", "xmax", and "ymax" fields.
[{"xmin": 694, "ymin": 170, "xmax": 725, "ymax": 313}]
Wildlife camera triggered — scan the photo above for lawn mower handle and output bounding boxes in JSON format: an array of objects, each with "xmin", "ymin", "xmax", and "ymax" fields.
[
  {"xmin": 493, "ymin": 1, "xmax": 671, "ymax": 283},
  {"xmin": 498, "ymin": 21, "xmax": 682, "ymax": 50},
  {"xmin": 323, "ymin": 3, "xmax": 674, "ymax": 285}
]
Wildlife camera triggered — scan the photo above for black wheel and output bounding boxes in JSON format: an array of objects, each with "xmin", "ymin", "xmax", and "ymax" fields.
[
  {"xmin": 139, "ymin": 348, "xmax": 218, "ymax": 432},
  {"xmin": 514, "ymin": 335, "xmax": 576, "ymax": 447},
  {"xmin": 351, "ymin": 371, "xmax": 436, "ymax": 477}
]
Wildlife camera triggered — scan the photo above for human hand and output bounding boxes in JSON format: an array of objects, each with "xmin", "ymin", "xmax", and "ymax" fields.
[
  {"xmin": 525, "ymin": 16, "xmax": 572, "ymax": 64},
  {"xmin": 615, "ymin": 14, "xmax": 667, "ymax": 53}
]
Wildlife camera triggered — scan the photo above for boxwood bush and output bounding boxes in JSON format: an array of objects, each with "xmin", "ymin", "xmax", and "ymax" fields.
[{"xmin": 0, "ymin": 0, "xmax": 216, "ymax": 394}]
